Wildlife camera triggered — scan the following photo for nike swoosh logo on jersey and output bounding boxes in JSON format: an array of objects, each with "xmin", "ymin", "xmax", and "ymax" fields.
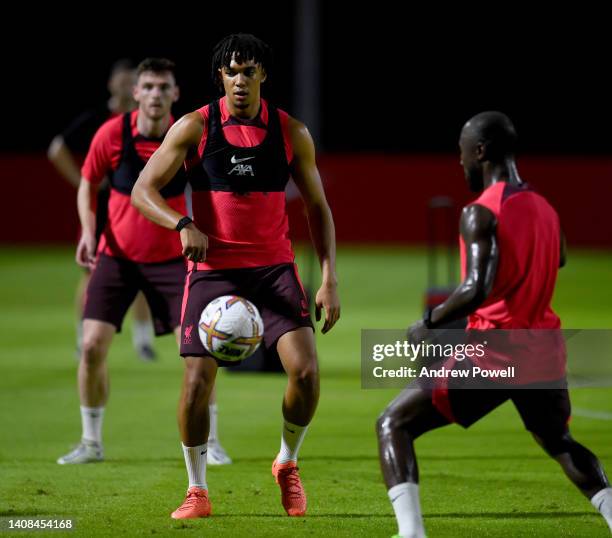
[{"xmin": 231, "ymin": 155, "xmax": 255, "ymax": 164}]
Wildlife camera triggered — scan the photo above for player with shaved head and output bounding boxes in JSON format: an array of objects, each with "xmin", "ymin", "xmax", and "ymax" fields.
[{"xmin": 376, "ymin": 112, "xmax": 612, "ymax": 537}]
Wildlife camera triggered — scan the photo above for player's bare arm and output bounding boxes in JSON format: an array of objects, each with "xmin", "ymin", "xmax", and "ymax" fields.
[
  {"xmin": 408, "ymin": 204, "xmax": 498, "ymax": 343},
  {"xmin": 289, "ymin": 117, "xmax": 340, "ymax": 334},
  {"xmin": 48, "ymin": 136, "xmax": 82, "ymax": 188},
  {"xmin": 76, "ymin": 178, "xmax": 99, "ymax": 268},
  {"xmin": 132, "ymin": 111, "xmax": 207, "ymax": 262}
]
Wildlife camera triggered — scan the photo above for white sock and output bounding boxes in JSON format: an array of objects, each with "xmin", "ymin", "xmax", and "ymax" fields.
[
  {"xmin": 80, "ymin": 406, "xmax": 104, "ymax": 445},
  {"xmin": 591, "ymin": 487, "xmax": 612, "ymax": 532},
  {"xmin": 132, "ymin": 319, "xmax": 153, "ymax": 349},
  {"xmin": 278, "ymin": 420, "xmax": 308, "ymax": 463},
  {"xmin": 182, "ymin": 443, "xmax": 208, "ymax": 490},
  {"xmin": 208, "ymin": 404, "xmax": 218, "ymax": 443},
  {"xmin": 388, "ymin": 482, "xmax": 426, "ymax": 538}
]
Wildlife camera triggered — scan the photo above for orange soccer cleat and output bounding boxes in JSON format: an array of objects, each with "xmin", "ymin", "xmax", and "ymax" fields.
[
  {"xmin": 272, "ymin": 457, "xmax": 307, "ymax": 517},
  {"xmin": 171, "ymin": 486, "xmax": 212, "ymax": 519}
]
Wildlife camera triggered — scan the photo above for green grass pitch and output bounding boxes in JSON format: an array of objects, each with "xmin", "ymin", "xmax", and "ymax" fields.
[{"xmin": 1, "ymin": 245, "xmax": 611, "ymax": 537}]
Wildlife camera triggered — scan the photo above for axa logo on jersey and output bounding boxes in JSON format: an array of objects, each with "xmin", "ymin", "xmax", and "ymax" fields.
[
  {"xmin": 229, "ymin": 164, "xmax": 254, "ymax": 176},
  {"xmin": 229, "ymin": 154, "xmax": 255, "ymax": 176}
]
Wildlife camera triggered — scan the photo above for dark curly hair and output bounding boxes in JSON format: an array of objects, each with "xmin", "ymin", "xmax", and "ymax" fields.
[{"xmin": 211, "ymin": 33, "xmax": 271, "ymax": 91}]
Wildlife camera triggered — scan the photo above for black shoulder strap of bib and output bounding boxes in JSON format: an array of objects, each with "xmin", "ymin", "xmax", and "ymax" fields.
[{"xmin": 119, "ymin": 112, "xmax": 135, "ymax": 162}]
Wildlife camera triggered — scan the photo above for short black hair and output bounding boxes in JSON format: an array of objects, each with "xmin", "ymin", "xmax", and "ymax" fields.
[
  {"xmin": 211, "ymin": 33, "xmax": 272, "ymax": 90},
  {"xmin": 463, "ymin": 111, "xmax": 518, "ymax": 160},
  {"xmin": 136, "ymin": 57, "xmax": 176, "ymax": 78}
]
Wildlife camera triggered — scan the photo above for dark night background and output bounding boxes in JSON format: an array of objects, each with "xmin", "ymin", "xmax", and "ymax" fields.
[{"xmin": 3, "ymin": 4, "xmax": 610, "ymax": 154}]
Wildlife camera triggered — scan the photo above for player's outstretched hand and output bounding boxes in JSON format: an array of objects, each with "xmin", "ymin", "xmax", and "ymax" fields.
[
  {"xmin": 180, "ymin": 223, "xmax": 208, "ymax": 263},
  {"xmin": 76, "ymin": 231, "xmax": 97, "ymax": 269},
  {"xmin": 315, "ymin": 283, "xmax": 340, "ymax": 334},
  {"xmin": 407, "ymin": 319, "xmax": 429, "ymax": 346}
]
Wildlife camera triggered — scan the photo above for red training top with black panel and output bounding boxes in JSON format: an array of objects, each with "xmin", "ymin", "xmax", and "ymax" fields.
[
  {"xmin": 82, "ymin": 110, "xmax": 187, "ymax": 263},
  {"xmin": 185, "ymin": 97, "xmax": 295, "ymax": 270}
]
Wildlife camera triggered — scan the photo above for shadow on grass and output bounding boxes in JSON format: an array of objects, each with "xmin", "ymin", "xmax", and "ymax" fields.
[
  {"xmin": 11, "ymin": 453, "xmax": 598, "ymax": 465},
  {"xmin": 200, "ymin": 454, "xmax": 609, "ymax": 463},
  {"xmin": 199, "ymin": 513, "xmax": 394, "ymax": 518},
  {"xmin": 0, "ymin": 509, "xmax": 598, "ymax": 521},
  {"xmin": 174, "ymin": 511, "xmax": 598, "ymax": 519}
]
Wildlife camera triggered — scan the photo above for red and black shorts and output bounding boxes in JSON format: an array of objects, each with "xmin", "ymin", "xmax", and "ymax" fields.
[
  {"xmin": 180, "ymin": 263, "xmax": 314, "ymax": 361},
  {"xmin": 83, "ymin": 253, "xmax": 186, "ymax": 336},
  {"xmin": 427, "ymin": 359, "xmax": 571, "ymax": 438}
]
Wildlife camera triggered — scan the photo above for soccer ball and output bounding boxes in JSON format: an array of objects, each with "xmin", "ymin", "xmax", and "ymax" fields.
[{"xmin": 198, "ymin": 295, "xmax": 264, "ymax": 362}]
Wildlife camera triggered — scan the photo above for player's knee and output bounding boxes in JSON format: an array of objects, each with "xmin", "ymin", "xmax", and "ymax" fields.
[
  {"xmin": 182, "ymin": 377, "xmax": 210, "ymax": 410},
  {"xmin": 289, "ymin": 360, "xmax": 319, "ymax": 389},
  {"xmin": 375, "ymin": 411, "xmax": 389, "ymax": 438},
  {"xmin": 285, "ymin": 346, "xmax": 318, "ymax": 382},
  {"xmin": 376, "ymin": 406, "xmax": 407, "ymax": 439},
  {"xmin": 532, "ymin": 430, "xmax": 572, "ymax": 457},
  {"xmin": 81, "ymin": 334, "xmax": 107, "ymax": 366},
  {"xmin": 183, "ymin": 365, "xmax": 214, "ymax": 407}
]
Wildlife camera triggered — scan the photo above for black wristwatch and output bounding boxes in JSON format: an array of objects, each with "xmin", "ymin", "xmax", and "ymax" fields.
[{"xmin": 175, "ymin": 216, "xmax": 193, "ymax": 232}]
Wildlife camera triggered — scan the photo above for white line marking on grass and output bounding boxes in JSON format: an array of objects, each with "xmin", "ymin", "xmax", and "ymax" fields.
[{"xmin": 573, "ymin": 408, "xmax": 612, "ymax": 421}]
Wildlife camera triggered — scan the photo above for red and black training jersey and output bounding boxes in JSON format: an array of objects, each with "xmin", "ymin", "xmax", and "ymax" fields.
[
  {"xmin": 82, "ymin": 110, "xmax": 187, "ymax": 263},
  {"xmin": 185, "ymin": 97, "xmax": 295, "ymax": 270},
  {"xmin": 460, "ymin": 181, "xmax": 562, "ymax": 330}
]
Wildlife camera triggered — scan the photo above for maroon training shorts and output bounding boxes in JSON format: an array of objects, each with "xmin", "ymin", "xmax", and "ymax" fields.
[
  {"xmin": 83, "ymin": 253, "xmax": 186, "ymax": 336},
  {"xmin": 180, "ymin": 263, "xmax": 314, "ymax": 359}
]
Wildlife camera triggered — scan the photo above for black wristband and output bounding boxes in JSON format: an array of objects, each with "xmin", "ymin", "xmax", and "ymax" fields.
[
  {"xmin": 423, "ymin": 307, "xmax": 436, "ymax": 329},
  {"xmin": 175, "ymin": 216, "xmax": 193, "ymax": 232}
]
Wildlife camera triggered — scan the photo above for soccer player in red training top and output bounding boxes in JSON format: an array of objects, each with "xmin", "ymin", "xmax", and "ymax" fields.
[
  {"xmin": 376, "ymin": 112, "xmax": 612, "ymax": 538},
  {"xmin": 57, "ymin": 58, "xmax": 231, "ymax": 467},
  {"xmin": 132, "ymin": 34, "xmax": 340, "ymax": 519},
  {"xmin": 48, "ymin": 60, "xmax": 158, "ymax": 361}
]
